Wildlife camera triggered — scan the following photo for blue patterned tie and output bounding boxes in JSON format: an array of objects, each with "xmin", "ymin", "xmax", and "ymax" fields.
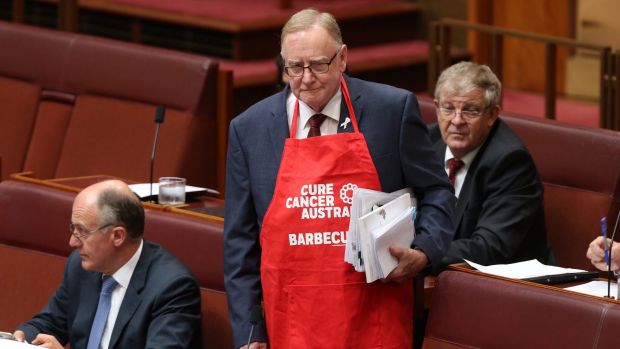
[{"xmin": 87, "ymin": 276, "xmax": 118, "ymax": 349}]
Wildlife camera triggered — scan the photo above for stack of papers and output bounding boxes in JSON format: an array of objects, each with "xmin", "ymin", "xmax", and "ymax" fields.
[
  {"xmin": 345, "ymin": 188, "xmax": 416, "ymax": 283},
  {"xmin": 465, "ymin": 259, "xmax": 596, "ymax": 284},
  {"xmin": 128, "ymin": 183, "xmax": 219, "ymax": 199},
  {"xmin": 564, "ymin": 281, "xmax": 618, "ymax": 298}
]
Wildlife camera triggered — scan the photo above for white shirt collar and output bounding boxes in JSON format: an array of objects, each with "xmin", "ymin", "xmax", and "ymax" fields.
[
  {"xmin": 444, "ymin": 146, "xmax": 481, "ymax": 198},
  {"xmin": 287, "ymin": 88, "xmax": 342, "ymax": 138},
  {"xmin": 111, "ymin": 239, "xmax": 143, "ymax": 289},
  {"xmin": 444, "ymin": 146, "xmax": 480, "ymax": 168}
]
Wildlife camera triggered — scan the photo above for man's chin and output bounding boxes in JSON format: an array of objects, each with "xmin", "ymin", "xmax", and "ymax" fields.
[{"xmin": 80, "ymin": 258, "xmax": 94, "ymax": 272}]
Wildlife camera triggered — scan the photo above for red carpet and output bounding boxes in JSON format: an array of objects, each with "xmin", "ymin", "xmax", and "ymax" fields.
[{"xmin": 502, "ymin": 90, "xmax": 599, "ymax": 128}]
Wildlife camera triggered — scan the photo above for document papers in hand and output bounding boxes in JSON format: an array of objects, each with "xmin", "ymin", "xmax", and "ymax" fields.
[
  {"xmin": 356, "ymin": 193, "xmax": 415, "ymax": 283},
  {"xmin": 344, "ymin": 187, "xmax": 414, "ymax": 272}
]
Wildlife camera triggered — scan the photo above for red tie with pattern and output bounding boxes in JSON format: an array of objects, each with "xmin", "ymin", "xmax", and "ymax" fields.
[
  {"xmin": 307, "ymin": 113, "xmax": 327, "ymax": 138},
  {"xmin": 447, "ymin": 158, "xmax": 464, "ymax": 186}
]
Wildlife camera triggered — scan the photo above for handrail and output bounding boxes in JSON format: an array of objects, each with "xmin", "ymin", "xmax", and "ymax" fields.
[{"xmin": 429, "ymin": 18, "xmax": 619, "ymax": 130}]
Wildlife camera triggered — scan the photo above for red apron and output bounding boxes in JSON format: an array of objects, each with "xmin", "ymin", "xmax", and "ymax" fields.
[{"xmin": 260, "ymin": 77, "xmax": 413, "ymax": 349}]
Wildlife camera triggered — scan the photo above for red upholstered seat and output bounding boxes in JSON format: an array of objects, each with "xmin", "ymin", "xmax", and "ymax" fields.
[
  {"xmin": 0, "ymin": 77, "xmax": 41, "ymax": 180},
  {"xmin": 0, "ymin": 21, "xmax": 221, "ymax": 187},
  {"xmin": 424, "ymin": 270, "xmax": 620, "ymax": 349},
  {"xmin": 502, "ymin": 112, "xmax": 620, "ymax": 269}
]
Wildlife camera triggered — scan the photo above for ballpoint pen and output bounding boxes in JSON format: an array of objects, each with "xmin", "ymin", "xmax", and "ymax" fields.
[{"xmin": 601, "ymin": 216, "xmax": 609, "ymax": 266}]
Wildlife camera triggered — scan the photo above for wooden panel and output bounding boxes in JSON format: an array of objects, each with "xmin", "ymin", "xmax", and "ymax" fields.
[
  {"xmin": 495, "ymin": 0, "xmax": 572, "ymax": 93},
  {"xmin": 469, "ymin": 0, "xmax": 574, "ymax": 94}
]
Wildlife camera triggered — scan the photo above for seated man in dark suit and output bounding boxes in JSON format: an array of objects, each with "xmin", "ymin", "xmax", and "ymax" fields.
[
  {"xmin": 429, "ymin": 61, "xmax": 550, "ymax": 269},
  {"xmin": 13, "ymin": 180, "xmax": 202, "ymax": 349}
]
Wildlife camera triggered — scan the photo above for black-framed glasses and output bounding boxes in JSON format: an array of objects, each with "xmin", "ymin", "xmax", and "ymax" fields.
[
  {"xmin": 69, "ymin": 223, "xmax": 114, "ymax": 242},
  {"xmin": 284, "ymin": 47, "xmax": 341, "ymax": 77}
]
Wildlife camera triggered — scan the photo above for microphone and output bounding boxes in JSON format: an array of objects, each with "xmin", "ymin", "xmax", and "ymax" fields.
[
  {"xmin": 149, "ymin": 106, "xmax": 166, "ymax": 200},
  {"xmin": 607, "ymin": 209, "xmax": 620, "ymax": 298},
  {"xmin": 246, "ymin": 304, "xmax": 263, "ymax": 348}
]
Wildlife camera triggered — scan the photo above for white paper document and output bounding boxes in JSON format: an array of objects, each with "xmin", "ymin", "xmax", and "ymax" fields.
[
  {"xmin": 128, "ymin": 183, "xmax": 219, "ymax": 198},
  {"xmin": 0, "ymin": 339, "xmax": 41, "ymax": 349},
  {"xmin": 564, "ymin": 281, "xmax": 618, "ymax": 298},
  {"xmin": 357, "ymin": 193, "xmax": 416, "ymax": 283},
  {"xmin": 344, "ymin": 187, "xmax": 414, "ymax": 272},
  {"xmin": 465, "ymin": 259, "xmax": 587, "ymax": 279}
]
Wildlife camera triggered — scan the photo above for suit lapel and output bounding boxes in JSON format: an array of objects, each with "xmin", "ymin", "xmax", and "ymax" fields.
[
  {"xmin": 338, "ymin": 75, "xmax": 363, "ymax": 133},
  {"xmin": 454, "ymin": 169, "xmax": 472, "ymax": 233},
  {"xmin": 73, "ymin": 272, "xmax": 103, "ymax": 347},
  {"xmin": 433, "ymin": 137, "xmax": 468, "ymax": 234},
  {"xmin": 108, "ymin": 243, "xmax": 151, "ymax": 348},
  {"xmin": 269, "ymin": 87, "xmax": 291, "ymax": 165}
]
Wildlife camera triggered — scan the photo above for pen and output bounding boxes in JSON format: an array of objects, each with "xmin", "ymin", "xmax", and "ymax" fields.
[{"xmin": 601, "ymin": 217, "xmax": 609, "ymax": 266}]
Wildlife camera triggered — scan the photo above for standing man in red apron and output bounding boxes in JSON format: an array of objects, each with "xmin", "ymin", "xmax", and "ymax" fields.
[{"xmin": 224, "ymin": 8, "xmax": 455, "ymax": 349}]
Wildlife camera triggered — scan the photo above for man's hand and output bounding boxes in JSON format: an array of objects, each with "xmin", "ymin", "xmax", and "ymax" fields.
[
  {"xmin": 383, "ymin": 246, "xmax": 429, "ymax": 283},
  {"xmin": 239, "ymin": 342, "xmax": 268, "ymax": 349},
  {"xmin": 587, "ymin": 236, "xmax": 620, "ymax": 271},
  {"xmin": 12, "ymin": 330, "xmax": 25, "ymax": 342},
  {"xmin": 30, "ymin": 334, "xmax": 63, "ymax": 349}
]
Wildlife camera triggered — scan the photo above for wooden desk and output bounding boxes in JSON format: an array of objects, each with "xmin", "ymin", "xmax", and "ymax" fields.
[{"xmin": 11, "ymin": 172, "xmax": 226, "ymax": 220}]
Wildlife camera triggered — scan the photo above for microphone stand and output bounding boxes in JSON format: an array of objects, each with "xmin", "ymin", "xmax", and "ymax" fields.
[
  {"xmin": 246, "ymin": 304, "xmax": 263, "ymax": 348},
  {"xmin": 149, "ymin": 106, "xmax": 166, "ymax": 201}
]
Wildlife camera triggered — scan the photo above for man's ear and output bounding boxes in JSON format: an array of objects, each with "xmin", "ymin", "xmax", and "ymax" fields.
[
  {"xmin": 338, "ymin": 44, "xmax": 348, "ymax": 72},
  {"xmin": 487, "ymin": 105, "xmax": 500, "ymax": 126},
  {"xmin": 111, "ymin": 226, "xmax": 127, "ymax": 247}
]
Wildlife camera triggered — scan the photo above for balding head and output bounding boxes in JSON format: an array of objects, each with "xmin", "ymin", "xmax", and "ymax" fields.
[
  {"xmin": 75, "ymin": 180, "xmax": 145, "ymax": 240},
  {"xmin": 70, "ymin": 180, "xmax": 144, "ymax": 274}
]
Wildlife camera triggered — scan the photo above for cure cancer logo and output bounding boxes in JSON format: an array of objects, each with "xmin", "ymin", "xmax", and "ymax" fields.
[{"xmin": 339, "ymin": 183, "xmax": 357, "ymax": 205}]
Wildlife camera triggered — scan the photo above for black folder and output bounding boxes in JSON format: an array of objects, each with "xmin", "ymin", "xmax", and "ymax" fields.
[{"xmin": 522, "ymin": 271, "xmax": 600, "ymax": 285}]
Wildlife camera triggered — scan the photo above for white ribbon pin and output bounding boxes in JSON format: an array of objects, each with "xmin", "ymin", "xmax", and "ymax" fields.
[{"xmin": 340, "ymin": 117, "xmax": 351, "ymax": 129}]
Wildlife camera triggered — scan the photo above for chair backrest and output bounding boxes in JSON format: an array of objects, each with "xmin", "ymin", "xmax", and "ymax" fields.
[
  {"xmin": 0, "ymin": 179, "xmax": 75, "ymax": 256},
  {"xmin": 0, "ymin": 21, "xmax": 221, "ymax": 187},
  {"xmin": 424, "ymin": 270, "xmax": 620, "ymax": 349},
  {"xmin": 501, "ymin": 112, "xmax": 620, "ymax": 269},
  {"xmin": 144, "ymin": 210, "xmax": 225, "ymax": 291},
  {"xmin": 0, "ymin": 244, "xmax": 66, "ymax": 331}
]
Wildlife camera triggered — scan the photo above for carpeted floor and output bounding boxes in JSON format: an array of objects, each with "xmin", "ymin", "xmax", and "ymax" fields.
[{"xmin": 502, "ymin": 89, "xmax": 599, "ymax": 128}]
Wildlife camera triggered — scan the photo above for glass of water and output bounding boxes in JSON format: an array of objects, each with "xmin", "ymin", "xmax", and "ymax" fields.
[{"xmin": 158, "ymin": 177, "xmax": 186, "ymax": 205}]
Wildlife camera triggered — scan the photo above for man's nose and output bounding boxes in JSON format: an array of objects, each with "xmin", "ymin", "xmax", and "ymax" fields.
[
  {"xmin": 301, "ymin": 67, "xmax": 315, "ymax": 82},
  {"xmin": 69, "ymin": 234, "xmax": 81, "ymax": 248},
  {"xmin": 451, "ymin": 111, "xmax": 466, "ymax": 125}
]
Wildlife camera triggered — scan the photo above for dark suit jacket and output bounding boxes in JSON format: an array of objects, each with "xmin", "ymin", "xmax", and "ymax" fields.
[
  {"xmin": 224, "ymin": 75, "xmax": 455, "ymax": 347},
  {"xmin": 429, "ymin": 119, "xmax": 549, "ymax": 269},
  {"xmin": 19, "ymin": 241, "xmax": 202, "ymax": 349}
]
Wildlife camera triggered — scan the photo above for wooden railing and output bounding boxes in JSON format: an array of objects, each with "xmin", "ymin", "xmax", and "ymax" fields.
[{"xmin": 429, "ymin": 18, "xmax": 620, "ymax": 130}]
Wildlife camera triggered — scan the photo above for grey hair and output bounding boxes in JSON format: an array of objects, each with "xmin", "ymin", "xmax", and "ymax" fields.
[
  {"xmin": 434, "ymin": 61, "xmax": 502, "ymax": 107},
  {"xmin": 97, "ymin": 186, "xmax": 145, "ymax": 240},
  {"xmin": 281, "ymin": 8, "xmax": 343, "ymax": 51}
]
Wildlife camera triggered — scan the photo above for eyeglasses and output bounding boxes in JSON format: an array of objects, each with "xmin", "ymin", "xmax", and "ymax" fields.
[
  {"xmin": 437, "ymin": 106, "xmax": 487, "ymax": 121},
  {"xmin": 69, "ymin": 223, "xmax": 114, "ymax": 242},
  {"xmin": 284, "ymin": 48, "xmax": 341, "ymax": 77}
]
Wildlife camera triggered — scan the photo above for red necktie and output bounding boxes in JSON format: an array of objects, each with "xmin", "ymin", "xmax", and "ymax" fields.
[
  {"xmin": 447, "ymin": 158, "xmax": 464, "ymax": 186},
  {"xmin": 307, "ymin": 113, "xmax": 327, "ymax": 138}
]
